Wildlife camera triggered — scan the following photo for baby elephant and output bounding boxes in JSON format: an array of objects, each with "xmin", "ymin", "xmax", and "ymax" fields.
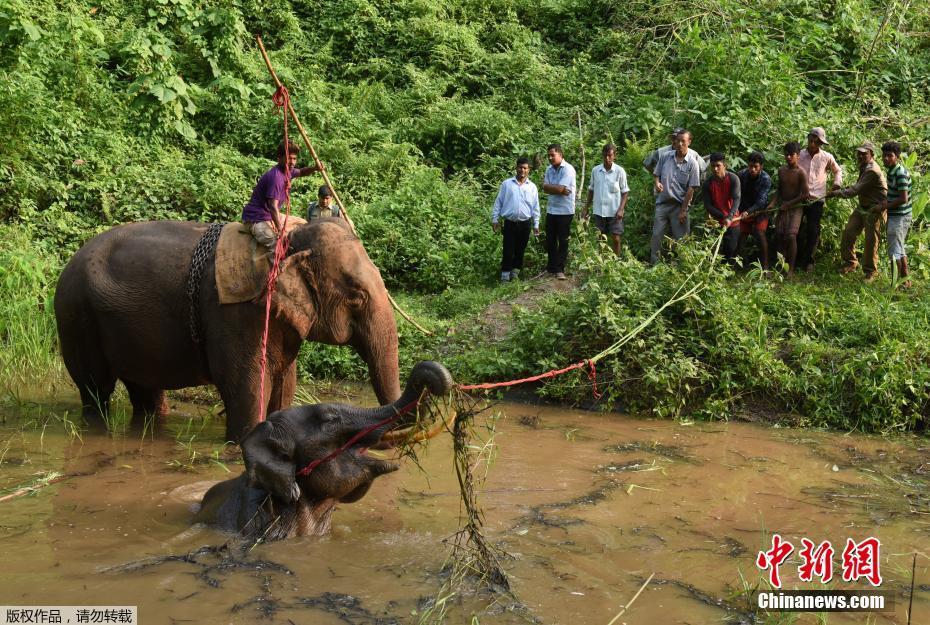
[{"xmin": 195, "ymin": 361, "xmax": 453, "ymax": 539}]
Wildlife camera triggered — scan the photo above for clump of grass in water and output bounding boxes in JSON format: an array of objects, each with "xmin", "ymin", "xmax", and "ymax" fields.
[{"xmin": 417, "ymin": 392, "xmax": 534, "ymax": 625}]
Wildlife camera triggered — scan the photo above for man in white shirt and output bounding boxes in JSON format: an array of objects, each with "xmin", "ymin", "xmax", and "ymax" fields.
[
  {"xmin": 541, "ymin": 144, "xmax": 577, "ymax": 278},
  {"xmin": 584, "ymin": 143, "xmax": 629, "ymax": 256},
  {"xmin": 797, "ymin": 127, "xmax": 843, "ymax": 271},
  {"xmin": 491, "ymin": 157, "xmax": 541, "ymax": 282}
]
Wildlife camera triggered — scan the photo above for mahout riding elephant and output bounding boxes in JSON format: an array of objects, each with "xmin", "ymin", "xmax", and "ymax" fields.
[
  {"xmin": 54, "ymin": 218, "xmax": 400, "ymax": 442},
  {"xmin": 194, "ymin": 361, "xmax": 453, "ymax": 539}
]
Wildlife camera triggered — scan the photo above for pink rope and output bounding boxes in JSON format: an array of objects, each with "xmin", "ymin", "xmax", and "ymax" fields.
[{"xmin": 257, "ymin": 85, "xmax": 294, "ymax": 423}]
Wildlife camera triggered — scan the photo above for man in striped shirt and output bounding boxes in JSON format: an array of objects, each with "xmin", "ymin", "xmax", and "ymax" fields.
[
  {"xmin": 491, "ymin": 157, "xmax": 540, "ymax": 282},
  {"xmin": 881, "ymin": 141, "xmax": 913, "ymax": 288}
]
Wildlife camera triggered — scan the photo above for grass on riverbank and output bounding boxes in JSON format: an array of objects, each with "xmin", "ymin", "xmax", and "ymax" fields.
[
  {"xmin": 0, "ymin": 226, "xmax": 62, "ymax": 397},
  {"xmin": 301, "ymin": 226, "xmax": 930, "ymax": 434}
]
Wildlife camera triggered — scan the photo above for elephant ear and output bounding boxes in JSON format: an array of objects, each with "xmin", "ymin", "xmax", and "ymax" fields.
[
  {"xmin": 274, "ymin": 250, "xmax": 317, "ymax": 339},
  {"xmin": 242, "ymin": 420, "xmax": 300, "ymax": 503}
]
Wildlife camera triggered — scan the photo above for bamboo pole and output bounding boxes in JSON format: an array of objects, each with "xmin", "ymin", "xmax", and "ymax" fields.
[
  {"xmin": 255, "ymin": 36, "xmax": 432, "ymax": 336},
  {"xmin": 255, "ymin": 36, "xmax": 354, "ymax": 232}
]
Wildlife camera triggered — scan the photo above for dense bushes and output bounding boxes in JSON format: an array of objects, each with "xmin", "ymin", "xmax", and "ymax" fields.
[{"xmin": 442, "ymin": 238, "xmax": 930, "ymax": 431}]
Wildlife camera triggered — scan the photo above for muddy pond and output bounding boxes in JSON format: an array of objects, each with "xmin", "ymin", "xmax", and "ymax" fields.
[{"xmin": 1, "ymin": 388, "xmax": 929, "ymax": 625}]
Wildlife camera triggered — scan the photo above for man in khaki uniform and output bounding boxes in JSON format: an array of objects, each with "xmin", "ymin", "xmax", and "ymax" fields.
[{"xmin": 828, "ymin": 142, "xmax": 888, "ymax": 282}]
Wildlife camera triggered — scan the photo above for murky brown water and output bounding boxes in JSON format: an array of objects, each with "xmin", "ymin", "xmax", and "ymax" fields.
[{"xmin": 2, "ymin": 390, "xmax": 929, "ymax": 625}]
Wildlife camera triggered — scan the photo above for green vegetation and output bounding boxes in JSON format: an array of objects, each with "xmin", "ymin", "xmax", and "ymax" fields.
[{"xmin": 2, "ymin": 0, "xmax": 929, "ymax": 430}]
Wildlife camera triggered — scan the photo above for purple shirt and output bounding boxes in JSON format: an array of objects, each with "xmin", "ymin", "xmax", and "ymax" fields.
[{"xmin": 242, "ymin": 165, "xmax": 297, "ymax": 223}]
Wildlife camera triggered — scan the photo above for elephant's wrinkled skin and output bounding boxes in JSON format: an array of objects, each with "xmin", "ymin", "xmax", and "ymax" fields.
[
  {"xmin": 54, "ymin": 219, "xmax": 401, "ymax": 442},
  {"xmin": 195, "ymin": 361, "xmax": 453, "ymax": 539}
]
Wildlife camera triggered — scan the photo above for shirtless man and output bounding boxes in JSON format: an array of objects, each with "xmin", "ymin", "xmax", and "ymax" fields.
[{"xmin": 768, "ymin": 142, "xmax": 809, "ymax": 277}]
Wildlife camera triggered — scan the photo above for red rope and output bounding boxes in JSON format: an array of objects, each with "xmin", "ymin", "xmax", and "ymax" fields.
[
  {"xmin": 296, "ymin": 398, "xmax": 421, "ymax": 476},
  {"xmin": 257, "ymin": 85, "xmax": 294, "ymax": 423},
  {"xmin": 293, "ymin": 359, "xmax": 604, "ymax": 476},
  {"xmin": 456, "ymin": 358, "xmax": 600, "ymax": 395}
]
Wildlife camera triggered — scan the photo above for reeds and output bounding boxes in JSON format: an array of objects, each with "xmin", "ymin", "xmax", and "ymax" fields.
[{"xmin": 0, "ymin": 227, "xmax": 63, "ymax": 394}]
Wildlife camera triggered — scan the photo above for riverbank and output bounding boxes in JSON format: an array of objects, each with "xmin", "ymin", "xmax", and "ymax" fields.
[{"xmin": 4, "ymin": 221, "xmax": 930, "ymax": 434}]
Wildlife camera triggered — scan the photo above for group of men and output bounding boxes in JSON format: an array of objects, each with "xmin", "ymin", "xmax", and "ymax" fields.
[
  {"xmin": 489, "ymin": 127, "xmax": 914, "ymax": 287},
  {"xmin": 490, "ymin": 143, "xmax": 631, "ymax": 282}
]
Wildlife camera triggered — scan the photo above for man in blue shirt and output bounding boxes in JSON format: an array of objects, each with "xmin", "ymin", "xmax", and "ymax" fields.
[
  {"xmin": 541, "ymin": 143, "xmax": 576, "ymax": 279},
  {"xmin": 491, "ymin": 157, "xmax": 540, "ymax": 282},
  {"xmin": 736, "ymin": 151, "xmax": 773, "ymax": 270}
]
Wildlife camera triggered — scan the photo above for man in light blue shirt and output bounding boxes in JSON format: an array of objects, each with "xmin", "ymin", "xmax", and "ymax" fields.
[
  {"xmin": 541, "ymin": 143, "xmax": 576, "ymax": 279},
  {"xmin": 491, "ymin": 157, "xmax": 540, "ymax": 282},
  {"xmin": 585, "ymin": 143, "xmax": 629, "ymax": 256}
]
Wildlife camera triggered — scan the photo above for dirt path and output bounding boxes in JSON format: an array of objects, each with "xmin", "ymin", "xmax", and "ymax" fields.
[{"xmin": 468, "ymin": 273, "xmax": 580, "ymax": 342}]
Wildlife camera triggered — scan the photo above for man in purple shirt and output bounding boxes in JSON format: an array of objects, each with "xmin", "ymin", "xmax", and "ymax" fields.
[{"xmin": 242, "ymin": 140, "xmax": 321, "ymax": 252}]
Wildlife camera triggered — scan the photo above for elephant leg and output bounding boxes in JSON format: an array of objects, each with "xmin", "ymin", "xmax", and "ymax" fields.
[
  {"xmin": 60, "ymin": 342, "xmax": 115, "ymax": 430},
  {"xmin": 217, "ymin": 380, "xmax": 267, "ymax": 444},
  {"xmin": 215, "ymin": 357, "xmax": 295, "ymax": 443},
  {"xmin": 123, "ymin": 380, "xmax": 169, "ymax": 432},
  {"xmin": 76, "ymin": 378, "xmax": 116, "ymax": 431},
  {"xmin": 268, "ymin": 361, "xmax": 297, "ymax": 414}
]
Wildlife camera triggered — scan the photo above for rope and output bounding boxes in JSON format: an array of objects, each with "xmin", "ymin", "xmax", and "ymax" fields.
[
  {"xmin": 454, "ymin": 219, "xmax": 736, "ymax": 399},
  {"xmin": 296, "ymin": 398, "xmax": 421, "ymax": 476},
  {"xmin": 256, "ymin": 84, "xmax": 295, "ymax": 423}
]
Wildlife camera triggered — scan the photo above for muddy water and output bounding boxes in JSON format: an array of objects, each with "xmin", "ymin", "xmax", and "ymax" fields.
[{"xmin": 1, "ymin": 393, "xmax": 929, "ymax": 625}]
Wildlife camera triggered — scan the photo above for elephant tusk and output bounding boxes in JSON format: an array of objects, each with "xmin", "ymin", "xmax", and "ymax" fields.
[{"xmin": 378, "ymin": 399, "xmax": 457, "ymax": 447}]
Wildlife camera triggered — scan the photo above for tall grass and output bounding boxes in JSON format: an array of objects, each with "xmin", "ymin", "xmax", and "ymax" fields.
[{"xmin": 0, "ymin": 226, "xmax": 62, "ymax": 393}]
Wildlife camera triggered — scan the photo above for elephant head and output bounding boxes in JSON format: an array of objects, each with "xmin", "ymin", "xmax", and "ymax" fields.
[
  {"xmin": 230, "ymin": 361, "xmax": 453, "ymax": 538},
  {"xmin": 272, "ymin": 219, "xmax": 401, "ymax": 406}
]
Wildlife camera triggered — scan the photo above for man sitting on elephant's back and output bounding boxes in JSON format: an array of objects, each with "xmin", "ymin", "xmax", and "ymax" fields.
[{"xmin": 242, "ymin": 140, "xmax": 321, "ymax": 254}]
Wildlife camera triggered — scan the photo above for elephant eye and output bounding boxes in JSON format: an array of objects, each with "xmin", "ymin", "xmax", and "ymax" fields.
[{"xmin": 345, "ymin": 287, "xmax": 369, "ymax": 308}]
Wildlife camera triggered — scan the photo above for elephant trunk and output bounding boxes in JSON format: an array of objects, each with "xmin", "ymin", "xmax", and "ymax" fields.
[
  {"xmin": 337, "ymin": 361, "xmax": 453, "ymax": 445},
  {"xmin": 357, "ymin": 306, "xmax": 402, "ymax": 406}
]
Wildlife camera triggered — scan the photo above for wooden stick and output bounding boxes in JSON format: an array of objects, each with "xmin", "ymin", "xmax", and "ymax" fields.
[
  {"xmin": 387, "ymin": 292, "xmax": 431, "ymax": 335},
  {"xmin": 577, "ymin": 109, "xmax": 586, "ymax": 201},
  {"xmin": 255, "ymin": 36, "xmax": 432, "ymax": 336},
  {"xmin": 255, "ymin": 36, "xmax": 354, "ymax": 232},
  {"xmin": 0, "ymin": 472, "xmax": 83, "ymax": 503},
  {"xmin": 606, "ymin": 572, "xmax": 654, "ymax": 625}
]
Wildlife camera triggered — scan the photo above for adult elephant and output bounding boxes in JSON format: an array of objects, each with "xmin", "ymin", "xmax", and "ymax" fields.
[
  {"xmin": 195, "ymin": 360, "xmax": 454, "ymax": 539},
  {"xmin": 54, "ymin": 218, "xmax": 400, "ymax": 442}
]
